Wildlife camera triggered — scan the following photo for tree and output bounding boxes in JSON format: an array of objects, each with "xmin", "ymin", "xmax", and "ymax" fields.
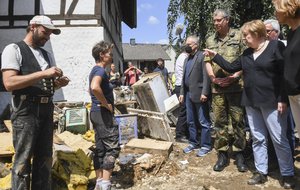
[{"xmin": 167, "ymin": 0, "xmax": 275, "ymax": 50}]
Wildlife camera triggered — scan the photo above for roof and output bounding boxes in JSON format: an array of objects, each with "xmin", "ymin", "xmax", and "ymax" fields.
[
  {"xmin": 120, "ymin": 0, "xmax": 137, "ymax": 29},
  {"xmin": 122, "ymin": 43, "xmax": 171, "ymax": 61}
]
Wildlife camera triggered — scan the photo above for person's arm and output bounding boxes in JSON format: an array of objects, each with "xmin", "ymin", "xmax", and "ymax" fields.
[
  {"xmin": 276, "ymin": 41, "xmax": 288, "ymax": 114},
  {"xmin": 136, "ymin": 68, "xmax": 142, "ymax": 74},
  {"xmin": 124, "ymin": 67, "xmax": 132, "ymax": 75},
  {"xmin": 90, "ymin": 75, "xmax": 113, "ymax": 112},
  {"xmin": 201, "ymin": 60, "xmax": 211, "ymax": 102},
  {"xmin": 2, "ymin": 67, "xmax": 63, "ymax": 91},
  {"xmin": 204, "ymin": 49, "xmax": 242, "ymax": 73},
  {"xmin": 205, "ymin": 61, "xmax": 217, "ymax": 83}
]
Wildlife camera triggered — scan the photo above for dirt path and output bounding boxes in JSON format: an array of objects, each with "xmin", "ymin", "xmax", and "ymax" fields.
[{"xmin": 113, "ymin": 141, "xmax": 300, "ymax": 190}]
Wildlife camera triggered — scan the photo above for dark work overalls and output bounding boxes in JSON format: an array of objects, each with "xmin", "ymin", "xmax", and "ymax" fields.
[{"xmin": 11, "ymin": 41, "xmax": 54, "ymax": 190}]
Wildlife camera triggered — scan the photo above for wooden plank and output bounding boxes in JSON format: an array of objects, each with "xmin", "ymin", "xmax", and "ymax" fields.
[
  {"xmin": 0, "ymin": 132, "xmax": 13, "ymax": 157},
  {"xmin": 124, "ymin": 138, "xmax": 173, "ymax": 157},
  {"xmin": 56, "ymin": 131, "xmax": 94, "ymax": 154},
  {"xmin": 4, "ymin": 120, "xmax": 12, "ymax": 132},
  {"xmin": 127, "ymin": 108, "xmax": 175, "ymax": 142}
]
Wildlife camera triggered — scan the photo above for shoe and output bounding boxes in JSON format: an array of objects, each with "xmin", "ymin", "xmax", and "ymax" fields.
[
  {"xmin": 94, "ymin": 184, "xmax": 101, "ymax": 190},
  {"xmin": 197, "ymin": 147, "xmax": 211, "ymax": 157},
  {"xmin": 94, "ymin": 178, "xmax": 102, "ymax": 190},
  {"xmin": 101, "ymin": 180, "xmax": 112, "ymax": 190},
  {"xmin": 175, "ymin": 136, "xmax": 189, "ymax": 143},
  {"xmin": 281, "ymin": 176, "xmax": 295, "ymax": 189},
  {"xmin": 183, "ymin": 144, "xmax": 197, "ymax": 154},
  {"xmin": 213, "ymin": 151, "xmax": 229, "ymax": 172},
  {"xmin": 235, "ymin": 153, "xmax": 247, "ymax": 172},
  {"xmin": 247, "ymin": 173, "xmax": 267, "ymax": 185}
]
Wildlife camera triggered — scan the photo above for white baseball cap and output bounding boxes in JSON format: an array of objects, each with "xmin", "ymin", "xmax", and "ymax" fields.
[{"xmin": 30, "ymin": 15, "xmax": 61, "ymax": 35}]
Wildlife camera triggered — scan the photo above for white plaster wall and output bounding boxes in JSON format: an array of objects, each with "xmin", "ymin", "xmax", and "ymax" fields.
[
  {"xmin": 44, "ymin": 27, "xmax": 104, "ymax": 102},
  {"xmin": 164, "ymin": 46, "xmax": 176, "ymax": 73}
]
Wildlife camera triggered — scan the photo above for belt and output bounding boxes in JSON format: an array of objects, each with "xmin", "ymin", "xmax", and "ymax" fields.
[{"xmin": 13, "ymin": 95, "xmax": 53, "ymax": 104}]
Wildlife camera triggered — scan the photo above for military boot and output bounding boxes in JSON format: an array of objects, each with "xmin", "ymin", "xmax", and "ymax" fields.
[
  {"xmin": 213, "ymin": 151, "xmax": 229, "ymax": 172},
  {"xmin": 235, "ymin": 153, "xmax": 247, "ymax": 172}
]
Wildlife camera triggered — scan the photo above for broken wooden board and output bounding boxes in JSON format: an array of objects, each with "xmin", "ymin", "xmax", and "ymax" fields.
[
  {"xmin": 124, "ymin": 138, "xmax": 173, "ymax": 157},
  {"xmin": 56, "ymin": 131, "xmax": 94, "ymax": 154},
  {"xmin": 127, "ymin": 108, "xmax": 175, "ymax": 142},
  {"xmin": 3, "ymin": 120, "xmax": 12, "ymax": 132},
  {"xmin": 0, "ymin": 120, "xmax": 13, "ymax": 157}
]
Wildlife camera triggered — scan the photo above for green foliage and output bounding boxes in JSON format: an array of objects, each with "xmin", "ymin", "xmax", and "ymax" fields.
[{"xmin": 167, "ymin": 0, "xmax": 275, "ymax": 50}]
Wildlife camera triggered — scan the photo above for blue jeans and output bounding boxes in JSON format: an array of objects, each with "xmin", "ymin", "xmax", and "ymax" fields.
[
  {"xmin": 246, "ymin": 106, "xmax": 294, "ymax": 176},
  {"xmin": 185, "ymin": 92, "xmax": 212, "ymax": 149}
]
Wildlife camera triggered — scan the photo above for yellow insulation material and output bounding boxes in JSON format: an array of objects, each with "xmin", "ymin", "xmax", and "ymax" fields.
[
  {"xmin": 82, "ymin": 130, "xmax": 95, "ymax": 143},
  {"xmin": 0, "ymin": 173, "xmax": 11, "ymax": 190},
  {"xmin": 52, "ymin": 149, "xmax": 93, "ymax": 188}
]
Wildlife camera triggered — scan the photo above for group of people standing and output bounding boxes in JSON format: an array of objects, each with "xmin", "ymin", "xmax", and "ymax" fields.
[{"xmin": 173, "ymin": 0, "xmax": 300, "ymax": 189}]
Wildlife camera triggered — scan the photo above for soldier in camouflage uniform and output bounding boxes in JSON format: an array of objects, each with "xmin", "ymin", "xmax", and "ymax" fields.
[{"xmin": 205, "ymin": 9, "xmax": 247, "ymax": 172}]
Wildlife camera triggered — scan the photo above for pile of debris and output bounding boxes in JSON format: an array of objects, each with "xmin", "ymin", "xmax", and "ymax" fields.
[{"xmin": 0, "ymin": 73, "xmax": 179, "ymax": 190}]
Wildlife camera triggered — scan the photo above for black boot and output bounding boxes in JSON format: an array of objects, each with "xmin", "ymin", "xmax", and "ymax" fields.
[
  {"xmin": 248, "ymin": 172, "xmax": 267, "ymax": 185},
  {"xmin": 235, "ymin": 153, "xmax": 247, "ymax": 172},
  {"xmin": 281, "ymin": 176, "xmax": 295, "ymax": 189},
  {"xmin": 213, "ymin": 151, "xmax": 229, "ymax": 172}
]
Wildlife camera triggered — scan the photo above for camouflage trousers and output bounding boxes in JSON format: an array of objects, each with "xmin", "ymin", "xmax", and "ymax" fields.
[
  {"xmin": 212, "ymin": 92, "xmax": 246, "ymax": 152},
  {"xmin": 11, "ymin": 96, "xmax": 54, "ymax": 190}
]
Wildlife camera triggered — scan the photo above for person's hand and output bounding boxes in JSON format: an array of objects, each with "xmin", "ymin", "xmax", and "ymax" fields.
[
  {"xmin": 211, "ymin": 76, "xmax": 235, "ymax": 87},
  {"xmin": 278, "ymin": 102, "xmax": 287, "ymax": 115},
  {"xmin": 203, "ymin": 49, "xmax": 217, "ymax": 58},
  {"xmin": 54, "ymin": 76, "xmax": 70, "ymax": 88},
  {"xmin": 44, "ymin": 67, "xmax": 63, "ymax": 78},
  {"xmin": 200, "ymin": 94, "xmax": 208, "ymax": 102},
  {"xmin": 106, "ymin": 104, "xmax": 113, "ymax": 113},
  {"xmin": 179, "ymin": 95, "xmax": 184, "ymax": 104}
]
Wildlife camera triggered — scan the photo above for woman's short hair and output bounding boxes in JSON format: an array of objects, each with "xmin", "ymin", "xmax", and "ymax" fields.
[
  {"xmin": 241, "ymin": 20, "xmax": 267, "ymax": 39},
  {"xmin": 92, "ymin": 41, "xmax": 113, "ymax": 62},
  {"xmin": 273, "ymin": 0, "xmax": 300, "ymax": 18}
]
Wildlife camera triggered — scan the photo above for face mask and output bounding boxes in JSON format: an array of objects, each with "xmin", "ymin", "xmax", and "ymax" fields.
[{"xmin": 185, "ymin": 45, "xmax": 193, "ymax": 54}]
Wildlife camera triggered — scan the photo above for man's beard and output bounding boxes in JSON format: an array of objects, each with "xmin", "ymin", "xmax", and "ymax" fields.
[{"xmin": 32, "ymin": 30, "xmax": 48, "ymax": 47}]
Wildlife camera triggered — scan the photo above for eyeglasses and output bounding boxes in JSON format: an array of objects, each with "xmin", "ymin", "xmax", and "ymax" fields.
[
  {"xmin": 266, "ymin": 29, "xmax": 278, "ymax": 34},
  {"xmin": 213, "ymin": 17, "xmax": 227, "ymax": 23},
  {"xmin": 185, "ymin": 42, "xmax": 196, "ymax": 46}
]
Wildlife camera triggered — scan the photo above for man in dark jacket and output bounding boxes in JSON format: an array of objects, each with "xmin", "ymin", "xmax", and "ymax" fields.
[{"xmin": 179, "ymin": 35, "xmax": 212, "ymax": 157}]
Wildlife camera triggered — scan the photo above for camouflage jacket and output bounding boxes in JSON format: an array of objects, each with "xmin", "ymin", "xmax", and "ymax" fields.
[{"xmin": 205, "ymin": 28, "xmax": 245, "ymax": 94}]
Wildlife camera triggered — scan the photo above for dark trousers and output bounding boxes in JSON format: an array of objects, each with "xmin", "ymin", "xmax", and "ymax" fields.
[
  {"xmin": 174, "ymin": 85, "xmax": 188, "ymax": 138},
  {"xmin": 90, "ymin": 108, "xmax": 120, "ymax": 170},
  {"xmin": 11, "ymin": 97, "xmax": 54, "ymax": 190}
]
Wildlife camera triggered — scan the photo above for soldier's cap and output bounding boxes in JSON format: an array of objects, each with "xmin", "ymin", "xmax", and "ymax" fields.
[{"xmin": 30, "ymin": 15, "xmax": 61, "ymax": 35}]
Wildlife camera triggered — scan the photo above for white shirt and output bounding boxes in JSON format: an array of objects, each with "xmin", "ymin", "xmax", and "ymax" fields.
[
  {"xmin": 1, "ymin": 42, "xmax": 55, "ymax": 71},
  {"xmin": 175, "ymin": 52, "xmax": 188, "ymax": 86}
]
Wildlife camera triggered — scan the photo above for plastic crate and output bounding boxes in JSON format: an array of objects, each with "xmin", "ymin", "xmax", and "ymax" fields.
[{"xmin": 115, "ymin": 114, "xmax": 138, "ymax": 144}]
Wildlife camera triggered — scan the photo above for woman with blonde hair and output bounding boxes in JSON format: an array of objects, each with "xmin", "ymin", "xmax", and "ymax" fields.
[
  {"xmin": 204, "ymin": 20, "xmax": 295, "ymax": 189},
  {"xmin": 273, "ymin": 0, "xmax": 300, "ymax": 146}
]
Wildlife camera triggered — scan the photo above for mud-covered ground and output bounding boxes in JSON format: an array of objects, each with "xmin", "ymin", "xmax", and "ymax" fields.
[{"xmin": 111, "ymin": 137, "xmax": 300, "ymax": 190}]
